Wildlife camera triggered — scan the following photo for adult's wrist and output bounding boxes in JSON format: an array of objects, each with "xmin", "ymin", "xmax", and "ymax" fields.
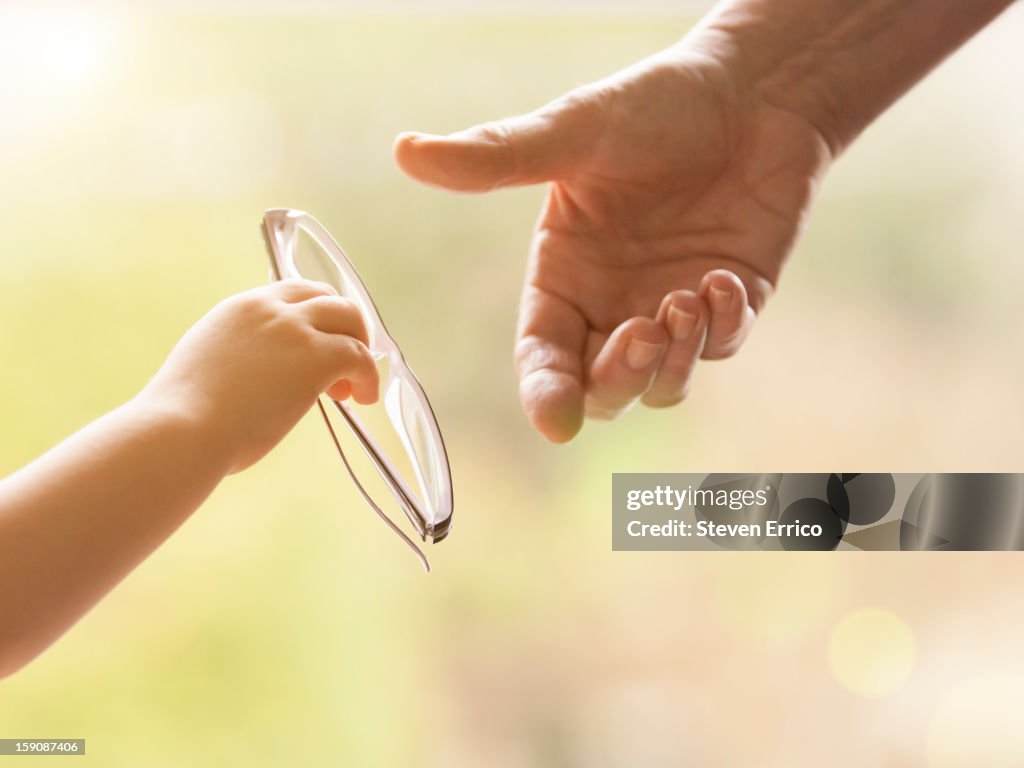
[
  {"xmin": 684, "ymin": 0, "xmax": 1014, "ymax": 158},
  {"xmin": 675, "ymin": 8, "xmax": 849, "ymax": 158}
]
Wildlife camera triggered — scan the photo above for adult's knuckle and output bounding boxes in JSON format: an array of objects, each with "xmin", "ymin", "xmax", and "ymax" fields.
[{"xmin": 515, "ymin": 335, "xmax": 578, "ymax": 376}]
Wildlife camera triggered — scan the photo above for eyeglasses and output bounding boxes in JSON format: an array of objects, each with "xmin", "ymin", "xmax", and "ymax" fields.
[{"xmin": 261, "ymin": 208, "xmax": 453, "ymax": 571}]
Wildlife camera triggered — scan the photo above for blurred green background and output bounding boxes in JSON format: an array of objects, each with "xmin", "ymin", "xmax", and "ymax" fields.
[{"xmin": 1, "ymin": 3, "xmax": 1024, "ymax": 766}]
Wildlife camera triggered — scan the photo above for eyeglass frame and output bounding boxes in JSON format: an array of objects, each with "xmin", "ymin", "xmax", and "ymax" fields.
[{"xmin": 260, "ymin": 208, "xmax": 454, "ymax": 572}]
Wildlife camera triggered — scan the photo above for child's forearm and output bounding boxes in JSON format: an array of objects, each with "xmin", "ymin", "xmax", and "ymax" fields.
[{"xmin": 0, "ymin": 398, "xmax": 232, "ymax": 679}]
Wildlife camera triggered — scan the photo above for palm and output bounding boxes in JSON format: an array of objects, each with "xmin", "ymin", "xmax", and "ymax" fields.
[{"xmin": 528, "ymin": 55, "xmax": 830, "ymax": 355}]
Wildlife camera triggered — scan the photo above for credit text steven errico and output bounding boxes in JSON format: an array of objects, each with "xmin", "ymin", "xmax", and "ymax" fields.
[{"xmin": 625, "ymin": 519, "xmax": 825, "ymax": 539}]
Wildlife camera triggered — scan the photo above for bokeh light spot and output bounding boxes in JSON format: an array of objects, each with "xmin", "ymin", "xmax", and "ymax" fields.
[
  {"xmin": 926, "ymin": 672, "xmax": 1024, "ymax": 767},
  {"xmin": 828, "ymin": 608, "xmax": 915, "ymax": 698}
]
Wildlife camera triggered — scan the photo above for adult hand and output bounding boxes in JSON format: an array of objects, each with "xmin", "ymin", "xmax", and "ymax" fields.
[
  {"xmin": 396, "ymin": 0, "xmax": 1010, "ymax": 443},
  {"xmin": 395, "ymin": 44, "xmax": 830, "ymax": 442}
]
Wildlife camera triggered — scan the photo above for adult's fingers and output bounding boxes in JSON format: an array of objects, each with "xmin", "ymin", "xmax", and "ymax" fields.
[
  {"xmin": 585, "ymin": 317, "xmax": 669, "ymax": 420},
  {"xmin": 641, "ymin": 290, "xmax": 708, "ymax": 408},
  {"xmin": 700, "ymin": 269, "xmax": 756, "ymax": 360},
  {"xmin": 515, "ymin": 286, "xmax": 587, "ymax": 443},
  {"xmin": 298, "ymin": 295, "xmax": 370, "ymax": 347},
  {"xmin": 393, "ymin": 93, "xmax": 600, "ymax": 193}
]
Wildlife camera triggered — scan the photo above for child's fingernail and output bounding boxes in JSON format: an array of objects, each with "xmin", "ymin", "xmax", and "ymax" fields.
[
  {"xmin": 709, "ymin": 286, "xmax": 732, "ymax": 313},
  {"xmin": 667, "ymin": 306, "xmax": 698, "ymax": 340},
  {"xmin": 626, "ymin": 337, "xmax": 663, "ymax": 370}
]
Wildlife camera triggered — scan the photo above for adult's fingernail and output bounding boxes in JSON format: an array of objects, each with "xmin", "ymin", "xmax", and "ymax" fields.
[
  {"xmin": 626, "ymin": 337, "xmax": 663, "ymax": 370},
  {"xmin": 709, "ymin": 286, "xmax": 732, "ymax": 313},
  {"xmin": 667, "ymin": 306, "xmax": 698, "ymax": 340}
]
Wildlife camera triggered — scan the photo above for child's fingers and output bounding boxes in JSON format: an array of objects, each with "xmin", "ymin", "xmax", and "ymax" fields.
[
  {"xmin": 298, "ymin": 295, "xmax": 370, "ymax": 347},
  {"xmin": 325, "ymin": 379, "xmax": 352, "ymax": 401},
  {"xmin": 318, "ymin": 335, "xmax": 380, "ymax": 405},
  {"xmin": 270, "ymin": 278, "xmax": 338, "ymax": 303}
]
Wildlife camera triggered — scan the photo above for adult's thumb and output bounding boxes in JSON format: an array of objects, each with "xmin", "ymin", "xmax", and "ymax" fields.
[{"xmin": 393, "ymin": 99, "xmax": 592, "ymax": 193}]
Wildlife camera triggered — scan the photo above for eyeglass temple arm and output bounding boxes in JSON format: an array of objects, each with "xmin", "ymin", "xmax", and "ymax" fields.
[
  {"xmin": 330, "ymin": 398, "xmax": 431, "ymax": 539},
  {"xmin": 316, "ymin": 399, "xmax": 430, "ymax": 573}
]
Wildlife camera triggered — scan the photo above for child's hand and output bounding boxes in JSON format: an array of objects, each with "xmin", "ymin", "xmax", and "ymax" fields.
[
  {"xmin": 0, "ymin": 279, "xmax": 376, "ymax": 676},
  {"xmin": 138, "ymin": 280, "xmax": 378, "ymax": 473}
]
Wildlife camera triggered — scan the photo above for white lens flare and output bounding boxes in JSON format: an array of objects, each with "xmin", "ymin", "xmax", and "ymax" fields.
[{"xmin": 0, "ymin": 4, "xmax": 117, "ymax": 105}]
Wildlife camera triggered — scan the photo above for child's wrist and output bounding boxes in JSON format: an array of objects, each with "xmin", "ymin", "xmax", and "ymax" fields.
[{"xmin": 124, "ymin": 392, "xmax": 238, "ymax": 480}]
